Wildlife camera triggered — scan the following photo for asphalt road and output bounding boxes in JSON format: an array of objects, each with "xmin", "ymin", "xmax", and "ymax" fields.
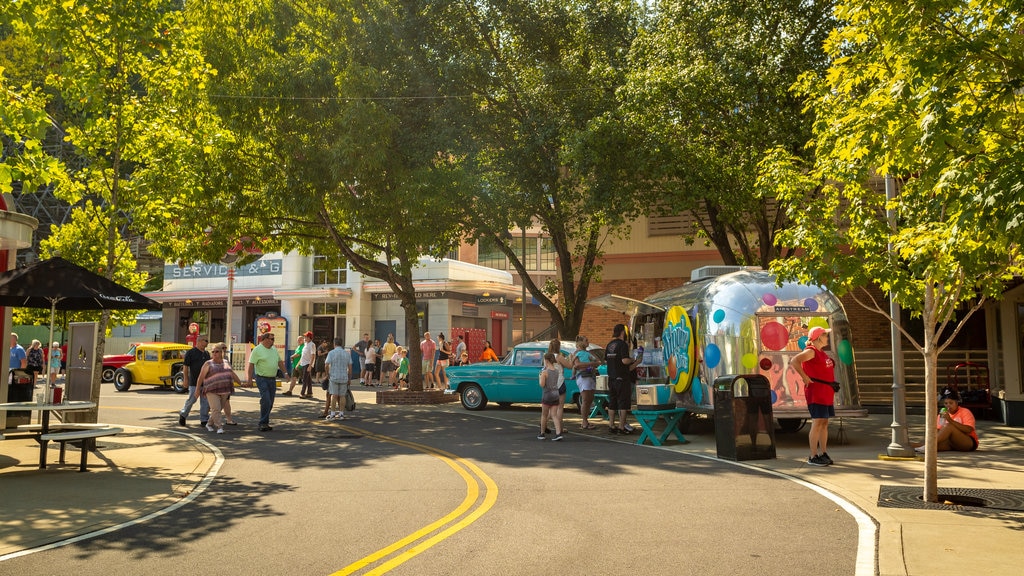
[{"xmin": 2, "ymin": 383, "xmax": 859, "ymax": 575}]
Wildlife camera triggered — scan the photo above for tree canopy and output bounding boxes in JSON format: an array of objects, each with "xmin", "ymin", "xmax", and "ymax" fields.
[
  {"xmin": 423, "ymin": 0, "xmax": 649, "ymax": 339},
  {"xmin": 146, "ymin": 0, "xmax": 477, "ymax": 388},
  {"xmin": 0, "ymin": 0, "xmax": 226, "ymax": 417},
  {"xmin": 619, "ymin": 0, "xmax": 835, "ymax": 266}
]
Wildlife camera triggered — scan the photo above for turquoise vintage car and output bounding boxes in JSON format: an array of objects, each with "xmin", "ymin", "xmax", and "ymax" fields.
[{"xmin": 446, "ymin": 340, "xmax": 606, "ymax": 410}]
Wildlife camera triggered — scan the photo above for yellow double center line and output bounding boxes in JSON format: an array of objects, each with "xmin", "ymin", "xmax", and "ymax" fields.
[{"xmin": 331, "ymin": 425, "xmax": 499, "ymax": 576}]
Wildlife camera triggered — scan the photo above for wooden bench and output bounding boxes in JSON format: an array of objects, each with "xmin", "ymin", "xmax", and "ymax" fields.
[{"xmin": 40, "ymin": 427, "xmax": 123, "ymax": 472}]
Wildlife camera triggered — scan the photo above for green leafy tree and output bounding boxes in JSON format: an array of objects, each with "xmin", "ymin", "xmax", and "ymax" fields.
[
  {"xmin": 160, "ymin": 0, "xmax": 473, "ymax": 389},
  {"xmin": 765, "ymin": 0, "xmax": 1023, "ymax": 502},
  {"xmin": 619, "ymin": 0, "xmax": 835, "ymax": 266},
  {"xmin": 423, "ymin": 0, "xmax": 648, "ymax": 340},
  {"xmin": 1, "ymin": 0, "xmax": 224, "ymax": 418}
]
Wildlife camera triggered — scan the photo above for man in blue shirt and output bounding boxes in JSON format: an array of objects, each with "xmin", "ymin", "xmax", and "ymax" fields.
[
  {"xmin": 325, "ymin": 339, "xmax": 353, "ymax": 420},
  {"xmin": 9, "ymin": 333, "xmax": 27, "ymax": 371}
]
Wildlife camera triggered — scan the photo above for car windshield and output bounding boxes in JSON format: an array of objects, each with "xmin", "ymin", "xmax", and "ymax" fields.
[{"xmin": 501, "ymin": 343, "xmax": 606, "ymax": 366}]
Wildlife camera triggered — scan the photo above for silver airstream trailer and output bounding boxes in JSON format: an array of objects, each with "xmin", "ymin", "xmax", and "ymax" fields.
[{"xmin": 588, "ymin": 268, "xmax": 866, "ymax": 431}]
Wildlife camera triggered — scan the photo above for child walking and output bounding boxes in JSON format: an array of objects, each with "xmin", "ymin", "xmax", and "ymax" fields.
[
  {"xmin": 395, "ymin": 347, "xmax": 409, "ymax": 387},
  {"xmin": 538, "ymin": 352, "xmax": 564, "ymax": 441}
]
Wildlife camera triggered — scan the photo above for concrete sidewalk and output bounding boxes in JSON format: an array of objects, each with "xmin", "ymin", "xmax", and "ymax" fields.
[
  {"xmin": 1, "ymin": 396, "xmax": 1021, "ymax": 575},
  {"xmin": 0, "ymin": 425, "xmax": 220, "ymax": 559},
  {"xmin": 667, "ymin": 411, "xmax": 1024, "ymax": 576}
]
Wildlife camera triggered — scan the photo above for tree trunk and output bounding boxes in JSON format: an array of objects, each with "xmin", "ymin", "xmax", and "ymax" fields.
[{"xmin": 400, "ymin": 296, "xmax": 423, "ymax": 392}]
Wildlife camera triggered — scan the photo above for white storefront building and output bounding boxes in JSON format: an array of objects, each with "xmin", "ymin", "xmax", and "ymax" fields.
[{"xmin": 145, "ymin": 251, "xmax": 525, "ymax": 360}]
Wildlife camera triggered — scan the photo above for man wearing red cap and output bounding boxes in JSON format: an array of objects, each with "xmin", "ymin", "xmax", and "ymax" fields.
[{"xmin": 793, "ymin": 326, "xmax": 836, "ymax": 466}]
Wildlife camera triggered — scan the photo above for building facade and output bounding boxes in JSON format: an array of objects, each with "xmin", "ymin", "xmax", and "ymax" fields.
[{"xmin": 143, "ymin": 214, "xmax": 1024, "ymax": 421}]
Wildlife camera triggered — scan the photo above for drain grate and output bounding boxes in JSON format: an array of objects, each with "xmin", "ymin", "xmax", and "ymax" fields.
[{"xmin": 878, "ymin": 485, "xmax": 1024, "ymax": 512}]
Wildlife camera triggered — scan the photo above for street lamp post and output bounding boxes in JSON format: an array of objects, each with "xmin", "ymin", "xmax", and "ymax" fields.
[
  {"xmin": 221, "ymin": 237, "xmax": 262, "ymax": 366},
  {"xmin": 885, "ymin": 175, "xmax": 913, "ymax": 457},
  {"xmin": 521, "ymin": 227, "xmax": 527, "ymax": 344},
  {"xmin": 225, "ymin": 265, "xmax": 235, "ymax": 361}
]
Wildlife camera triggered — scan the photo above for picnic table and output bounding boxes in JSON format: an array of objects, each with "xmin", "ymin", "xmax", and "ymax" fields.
[
  {"xmin": 630, "ymin": 407, "xmax": 689, "ymax": 446},
  {"xmin": 589, "ymin": 393, "xmax": 610, "ymax": 420},
  {"xmin": 0, "ymin": 400, "xmax": 97, "ymax": 468}
]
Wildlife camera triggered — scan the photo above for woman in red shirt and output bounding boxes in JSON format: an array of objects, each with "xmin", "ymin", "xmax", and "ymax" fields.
[{"xmin": 793, "ymin": 326, "xmax": 837, "ymax": 467}]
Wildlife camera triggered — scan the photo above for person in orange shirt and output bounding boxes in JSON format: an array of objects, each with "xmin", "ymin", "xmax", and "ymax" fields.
[
  {"xmin": 917, "ymin": 390, "xmax": 978, "ymax": 452},
  {"xmin": 479, "ymin": 340, "xmax": 500, "ymax": 362}
]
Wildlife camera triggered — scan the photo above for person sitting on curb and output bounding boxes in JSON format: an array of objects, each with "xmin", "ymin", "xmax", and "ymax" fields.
[{"xmin": 915, "ymin": 389, "xmax": 979, "ymax": 453}]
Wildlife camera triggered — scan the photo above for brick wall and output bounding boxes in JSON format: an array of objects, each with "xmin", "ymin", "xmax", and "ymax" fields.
[
  {"xmin": 839, "ymin": 285, "xmax": 901, "ymax": 349},
  {"xmin": 579, "ymin": 277, "xmax": 685, "ymax": 341},
  {"xmin": 376, "ymin": 389, "xmax": 461, "ymax": 405}
]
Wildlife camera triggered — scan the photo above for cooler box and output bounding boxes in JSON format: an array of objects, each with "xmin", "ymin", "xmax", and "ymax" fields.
[
  {"xmin": 595, "ymin": 375, "xmax": 608, "ymax": 392},
  {"xmin": 636, "ymin": 384, "xmax": 674, "ymax": 410}
]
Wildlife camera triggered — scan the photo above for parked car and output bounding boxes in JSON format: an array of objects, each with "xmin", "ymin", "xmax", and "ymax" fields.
[
  {"xmin": 113, "ymin": 342, "xmax": 190, "ymax": 393},
  {"xmin": 446, "ymin": 340, "xmax": 606, "ymax": 410},
  {"xmin": 101, "ymin": 343, "xmax": 142, "ymax": 382}
]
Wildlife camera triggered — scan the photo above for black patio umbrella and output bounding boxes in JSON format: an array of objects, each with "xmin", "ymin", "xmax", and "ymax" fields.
[{"xmin": 0, "ymin": 257, "xmax": 161, "ymax": 379}]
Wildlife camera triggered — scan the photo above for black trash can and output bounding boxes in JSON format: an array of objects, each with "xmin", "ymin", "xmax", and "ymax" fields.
[
  {"xmin": 6, "ymin": 369, "xmax": 35, "ymax": 427},
  {"xmin": 713, "ymin": 374, "xmax": 776, "ymax": 461}
]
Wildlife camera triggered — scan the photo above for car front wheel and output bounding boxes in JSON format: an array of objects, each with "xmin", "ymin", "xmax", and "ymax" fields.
[
  {"xmin": 113, "ymin": 368, "xmax": 133, "ymax": 392},
  {"xmin": 101, "ymin": 366, "xmax": 116, "ymax": 382},
  {"xmin": 460, "ymin": 384, "xmax": 487, "ymax": 411}
]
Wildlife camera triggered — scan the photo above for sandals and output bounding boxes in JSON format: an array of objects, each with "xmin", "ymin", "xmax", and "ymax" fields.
[{"xmin": 581, "ymin": 423, "xmax": 597, "ymax": 430}]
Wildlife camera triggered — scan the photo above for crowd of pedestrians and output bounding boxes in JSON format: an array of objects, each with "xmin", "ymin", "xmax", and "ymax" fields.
[{"xmin": 164, "ymin": 324, "xmax": 670, "ymax": 443}]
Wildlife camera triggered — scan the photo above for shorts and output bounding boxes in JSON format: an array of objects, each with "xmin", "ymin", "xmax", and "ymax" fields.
[
  {"xmin": 422, "ymin": 359, "xmax": 434, "ymax": 373},
  {"xmin": 328, "ymin": 380, "xmax": 348, "ymax": 396},
  {"xmin": 291, "ymin": 365, "xmax": 303, "ymax": 378},
  {"xmin": 381, "ymin": 360, "xmax": 395, "ymax": 372},
  {"xmin": 808, "ymin": 403, "xmax": 835, "ymax": 419},
  {"xmin": 437, "ymin": 359, "xmax": 449, "ymax": 368},
  {"xmin": 558, "ymin": 382, "xmax": 566, "ymax": 395},
  {"xmin": 607, "ymin": 377, "xmax": 632, "ymax": 411},
  {"xmin": 576, "ymin": 375, "xmax": 596, "ymax": 392}
]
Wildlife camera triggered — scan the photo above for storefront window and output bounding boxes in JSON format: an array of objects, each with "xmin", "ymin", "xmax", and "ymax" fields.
[
  {"xmin": 417, "ymin": 302, "xmax": 428, "ymax": 334},
  {"xmin": 312, "ymin": 302, "xmax": 346, "ymax": 315}
]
